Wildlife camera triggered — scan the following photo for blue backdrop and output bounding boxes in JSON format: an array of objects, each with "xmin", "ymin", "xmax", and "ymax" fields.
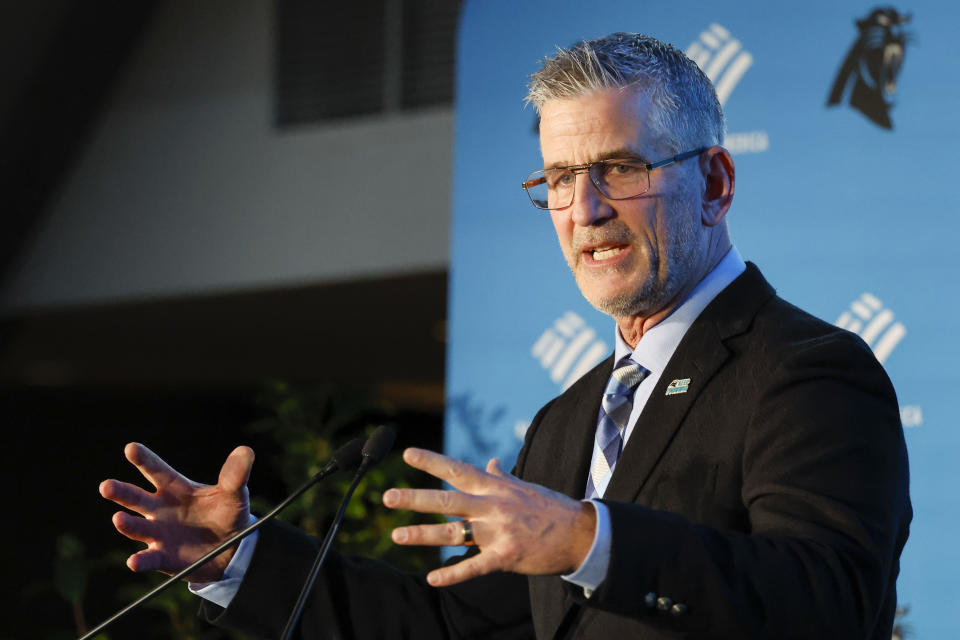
[{"xmin": 446, "ymin": 1, "xmax": 957, "ymax": 636}]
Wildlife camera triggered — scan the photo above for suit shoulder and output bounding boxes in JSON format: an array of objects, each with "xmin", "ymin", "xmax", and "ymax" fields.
[
  {"xmin": 718, "ymin": 263, "xmax": 879, "ymax": 365},
  {"xmin": 739, "ymin": 294, "xmax": 898, "ymax": 406}
]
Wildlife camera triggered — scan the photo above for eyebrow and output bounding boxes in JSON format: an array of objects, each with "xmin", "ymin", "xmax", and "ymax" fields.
[{"xmin": 544, "ymin": 148, "xmax": 649, "ymax": 170}]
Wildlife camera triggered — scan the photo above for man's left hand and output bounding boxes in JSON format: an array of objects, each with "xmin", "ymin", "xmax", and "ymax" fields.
[{"xmin": 382, "ymin": 448, "xmax": 596, "ymax": 587}]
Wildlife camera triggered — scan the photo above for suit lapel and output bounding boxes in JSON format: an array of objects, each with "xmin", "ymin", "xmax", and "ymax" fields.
[
  {"xmin": 603, "ymin": 263, "xmax": 775, "ymax": 503},
  {"xmin": 603, "ymin": 320, "xmax": 729, "ymax": 502},
  {"xmin": 554, "ymin": 355, "xmax": 612, "ymax": 499}
]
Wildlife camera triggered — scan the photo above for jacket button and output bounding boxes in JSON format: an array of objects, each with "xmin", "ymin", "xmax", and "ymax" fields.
[
  {"xmin": 656, "ymin": 596, "xmax": 673, "ymax": 611},
  {"xmin": 670, "ymin": 603, "xmax": 688, "ymax": 617},
  {"xmin": 644, "ymin": 592, "xmax": 658, "ymax": 608}
]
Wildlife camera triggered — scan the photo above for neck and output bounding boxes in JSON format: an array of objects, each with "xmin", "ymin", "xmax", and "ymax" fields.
[
  {"xmin": 615, "ymin": 241, "xmax": 731, "ymax": 349},
  {"xmin": 614, "ymin": 306, "xmax": 675, "ymax": 349}
]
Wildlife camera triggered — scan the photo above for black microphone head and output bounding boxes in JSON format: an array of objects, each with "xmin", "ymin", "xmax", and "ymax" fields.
[
  {"xmin": 361, "ymin": 425, "xmax": 396, "ymax": 464},
  {"xmin": 330, "ymin": 437, "xmax": 365, "ymax": 471}
]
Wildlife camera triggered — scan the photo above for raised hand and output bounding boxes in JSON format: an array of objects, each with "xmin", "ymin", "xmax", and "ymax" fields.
[
  {"xmin": 99, "ymin": 442, "xmax": 255, "ymax": 583},
  {"xmin": 382, "ymin": 448, "xmax": 597, "ymax": 587}
]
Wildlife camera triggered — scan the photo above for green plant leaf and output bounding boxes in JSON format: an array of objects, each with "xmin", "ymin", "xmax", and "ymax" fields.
[{"xmin": 53, "ymin": 534, "xmax": 87, "ymax": 605}]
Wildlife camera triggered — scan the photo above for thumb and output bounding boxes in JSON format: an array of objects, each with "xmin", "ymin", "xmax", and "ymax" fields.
[
  {"xmin": 485, "ymin": 458, "xmax": 506, "ymax": 477},
  {"xmin": 218, "ymin": 446, "xmax": 255, "ymax": 494}
]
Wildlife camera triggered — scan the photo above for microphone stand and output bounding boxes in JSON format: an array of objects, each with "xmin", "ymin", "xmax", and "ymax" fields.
[
  {"xmin": 279, "ymin": 460, "xmax": 370, "ymax": 640},
  {"xmin": 279, "ymin": 424, "xmax": 396, "ymax": 640}
]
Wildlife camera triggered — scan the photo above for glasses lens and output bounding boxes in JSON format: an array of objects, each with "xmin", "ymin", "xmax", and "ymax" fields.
[
  {"xmin": 524, "ymin": 169, "xmax": 577, "ymax": 210},
  {"xmin": 590, "ymin": 160, "xmax": 650, "ymax": 199},
  {"xmin": 523, "ymin": 171, "xmax": 552, "ymax": 209}
]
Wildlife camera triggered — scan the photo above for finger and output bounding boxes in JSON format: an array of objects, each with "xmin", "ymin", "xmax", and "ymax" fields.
[
  {"xmin": 126, "ymin": 548, "xmax": 172, "ymax": 574},
  {"xmin": 485, "ymin": 458, "xmax": 506, "ymax": 477},
  {"xmin": 218, "ymin": 446, "xmax": 255, "ymax": 494},
  {"xmin": 391, "ymin": 520, "xmax": 470, "ymax": 546},
  {"xmin": 100, "ymin": 478, "xmax": 158, "ymax": 515},
  {"xmin": 125, "ymin": 442, "xmax": 184, "ymax": 490},
  {"xmin": 382, "ymin": 487, "xmax": 483, "ymax": 517},
  {"xmin": 112, "ymin": 511, "xmax": 157, "ymax": 544},
  {"xmin": 402, "ymin": 448, "xmax": 491, "ymax": 493},
  {"xmin": 426, "ymin": 551, "xmax": 502, "ymax": 587}
]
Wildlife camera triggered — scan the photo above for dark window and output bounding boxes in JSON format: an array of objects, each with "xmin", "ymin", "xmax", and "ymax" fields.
[
  {"xmin": 400, "ymin": 0, "xmax": 459, "ymax": 109},
  {"xmin": 275, "ymin": 0, "xmax": 461, "ymax": 127}
]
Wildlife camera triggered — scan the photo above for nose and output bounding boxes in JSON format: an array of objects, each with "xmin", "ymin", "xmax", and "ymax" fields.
[{"xmin": 569, "ymin": 173, "xmax": 615, "ymax": 227}]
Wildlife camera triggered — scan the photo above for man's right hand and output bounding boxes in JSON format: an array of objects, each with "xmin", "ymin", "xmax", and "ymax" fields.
[{"xmin": 99, "ymin": 442, "xmax": 255, "ymax": 583}]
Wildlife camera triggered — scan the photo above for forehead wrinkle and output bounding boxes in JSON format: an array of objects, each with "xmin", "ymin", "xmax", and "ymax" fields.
[
  {"xmin": 544, "ymin": 147, "xmax": 649, "ymax": 170},
  {"xmin": 539, "ymin": 117, "xmax": 644, "ymax": 167}
]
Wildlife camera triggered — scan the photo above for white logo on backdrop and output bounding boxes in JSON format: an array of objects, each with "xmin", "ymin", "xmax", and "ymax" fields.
[
  {"xmin": 532, "ymin": 311, "xmax": 610, "ymax": 390},
  {"xmin": 686, "ymin": 23, "xmax": 753, "ymax": 106},
  {"xmin": 686, "ymin": 24, "xmax": 769, "ymax": 155},
  {"xmin": 900, "ymin": 405, "xmax": 923, "ymax": 428},
  {"xmin": 835, "ymin": 292, "xmax": 907, "ymax": 364}
]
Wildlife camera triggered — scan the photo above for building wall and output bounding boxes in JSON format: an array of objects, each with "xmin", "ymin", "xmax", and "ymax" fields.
[{"xmin": 0, "ymin": 0, "xmax": 453, "ymax": 311}]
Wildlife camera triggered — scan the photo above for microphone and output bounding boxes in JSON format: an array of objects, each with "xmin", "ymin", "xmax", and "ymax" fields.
[
  {"xmin": 280, "ymin": 425, "xmax": 397, "ymax": 640},
  {"xmin": 327, "ymin": 435, "xmax": 367, "ymax": 473},
  {"xmin": 79, "ymin": 437, "xmax": 367, "ymax": 640},
  {"xmin": 361, "ymin": 423, "xmax": 397, "ymax": 466}
]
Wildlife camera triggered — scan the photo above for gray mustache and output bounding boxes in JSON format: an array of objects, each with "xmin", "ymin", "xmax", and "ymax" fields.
[{"xmin": 570, "ymin": 222, "xmax": 634, "ymax": 252}]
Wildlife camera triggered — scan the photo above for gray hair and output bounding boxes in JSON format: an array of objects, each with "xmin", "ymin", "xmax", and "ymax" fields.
[{"xmin": 526, "ymin": 33, "xmax": 724, "ymax": 152}]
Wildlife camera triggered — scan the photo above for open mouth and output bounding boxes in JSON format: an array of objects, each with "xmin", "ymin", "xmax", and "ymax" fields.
[
  {"xmin": 593, "ymin": 246, "xmax": 623, "ymax": 260},
  {"xmin": 583, "ymin": 244, "xmax": 630, "ymax": 264}
]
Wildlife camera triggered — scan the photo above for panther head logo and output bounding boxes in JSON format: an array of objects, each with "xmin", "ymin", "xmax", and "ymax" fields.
[{"xmin": 827, "ymin": 7, "xmax": 912, "ymax": 129}]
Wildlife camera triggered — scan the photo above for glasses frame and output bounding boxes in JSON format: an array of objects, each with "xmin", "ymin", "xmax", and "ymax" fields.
[{"xmin": 521, "ymin": 147, "xmax": 707, "ymax": 211}]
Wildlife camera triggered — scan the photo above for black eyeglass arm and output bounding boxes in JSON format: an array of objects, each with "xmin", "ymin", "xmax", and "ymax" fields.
[{"xmin": 647, "ymin": 147, "xmax": 708, "ymax": 170}]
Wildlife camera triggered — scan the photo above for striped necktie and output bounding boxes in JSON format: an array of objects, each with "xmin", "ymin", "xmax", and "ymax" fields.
[{"xmin": 585, "ymin": 356, "xmax": 648, "ymax": 499}]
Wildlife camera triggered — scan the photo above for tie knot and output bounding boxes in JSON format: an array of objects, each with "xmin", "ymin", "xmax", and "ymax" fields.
[{"xmin": 609, "ymin": 357, "xmax": 647, "ymax": 393}]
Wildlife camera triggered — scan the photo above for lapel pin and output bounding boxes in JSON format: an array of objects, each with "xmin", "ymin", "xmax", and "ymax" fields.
[{"xmin": 665, "ymin": 378, "xmax": 691, "ymax": 395}]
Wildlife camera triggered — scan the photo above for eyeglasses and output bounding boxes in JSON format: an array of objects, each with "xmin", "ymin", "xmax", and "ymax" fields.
[{"xmin": 521, "ymin": 148, "xmax": 706, "ymax": 211}]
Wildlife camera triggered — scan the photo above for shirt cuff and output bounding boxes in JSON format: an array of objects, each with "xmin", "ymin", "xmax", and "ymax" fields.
[
  {"xmin": 560, "ymin": 500, "xmax": 611, "ymax": 598},
  {"xmin": 188, "ymin": 516, "xmax": 259, "ymax": 609}
]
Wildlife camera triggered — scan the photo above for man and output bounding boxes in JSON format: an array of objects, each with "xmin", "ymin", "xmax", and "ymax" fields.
[{"xmin": 101, "ymin": 33, "xmax": 911, "ymax": 638}]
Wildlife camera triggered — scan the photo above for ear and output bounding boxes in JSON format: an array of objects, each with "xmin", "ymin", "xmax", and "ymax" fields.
[{"xmin": 700, "ymin": 145, "xmax": 735, "ymax": 227}]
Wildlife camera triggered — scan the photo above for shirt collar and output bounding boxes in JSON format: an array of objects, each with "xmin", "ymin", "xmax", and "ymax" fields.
[{"xmin": 614, "ymin": 247, "xmax": 747, "ymax": 373}]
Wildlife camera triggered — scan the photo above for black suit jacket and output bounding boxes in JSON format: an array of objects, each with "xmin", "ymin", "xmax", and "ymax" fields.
[{"xmin": 204, "ymin": 264, "xmax": 911, "ymax": 639}]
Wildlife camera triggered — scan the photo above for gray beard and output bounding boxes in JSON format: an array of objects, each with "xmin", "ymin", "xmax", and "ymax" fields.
[
  {"xmin": 584, "ymin": 263, "xmax": 668, "ymax": 317},
  {"xmin": 570, "ymin": 199, "xmax": 701, "ymax": 319}
]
